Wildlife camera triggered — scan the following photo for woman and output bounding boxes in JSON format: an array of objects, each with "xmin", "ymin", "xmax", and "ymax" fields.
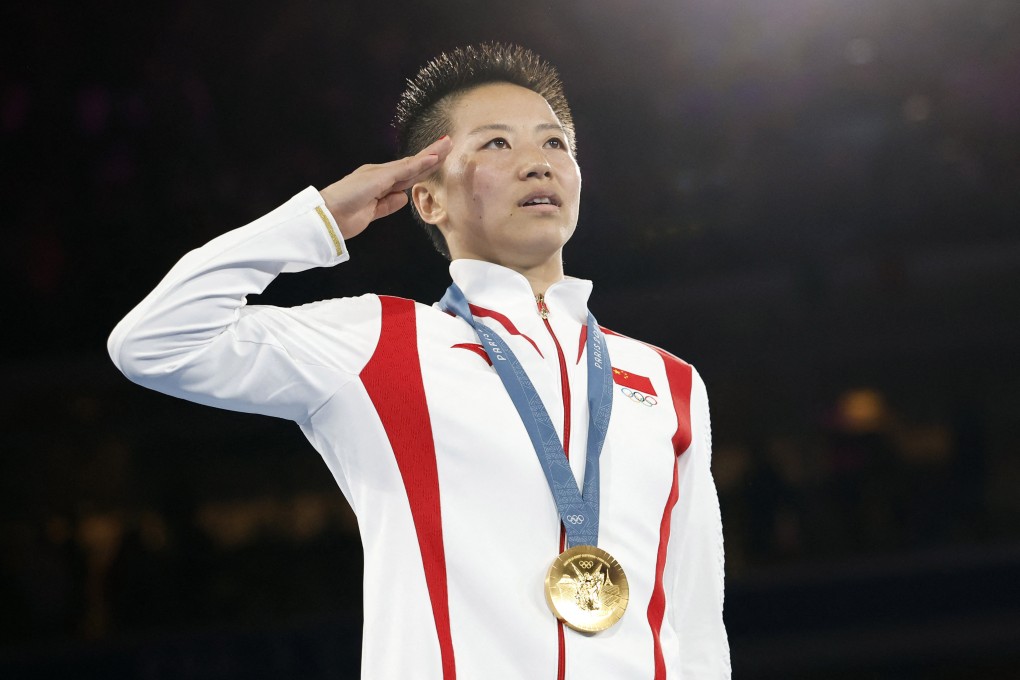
[{"xmin": 109, "ymin": 43, "xmax": 730, "ymax": 679}]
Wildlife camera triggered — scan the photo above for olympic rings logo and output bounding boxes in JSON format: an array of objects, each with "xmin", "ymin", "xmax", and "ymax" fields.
[
  {"xmin": 566, "ymin": 514, "xmax": 586, "ymax": 525},
  {"xmin": 621, "ymin": 387, "xmax": 658, "ymax": 407},
  {"xmin": 578, "ymin": 560, "xmax": 594, "ymax": 569}
]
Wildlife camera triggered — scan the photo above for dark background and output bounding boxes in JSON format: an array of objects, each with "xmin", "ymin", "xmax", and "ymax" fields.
[{"xmin": 3, "ymin": 0, "xmax": 1019, "ymax": 677}]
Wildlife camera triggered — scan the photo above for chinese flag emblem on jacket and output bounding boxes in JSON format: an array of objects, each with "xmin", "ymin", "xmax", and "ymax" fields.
[{"xmin": 611, "ymin": 367, "xmax": 657, "ymax": 396}]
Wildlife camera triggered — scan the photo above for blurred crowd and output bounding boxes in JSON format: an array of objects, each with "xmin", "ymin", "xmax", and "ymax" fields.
[{"xmin": 0, "ymin": 376, "xmax": 1008, "ymax": 646}]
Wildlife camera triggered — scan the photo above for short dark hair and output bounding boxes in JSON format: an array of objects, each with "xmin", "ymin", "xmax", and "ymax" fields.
[{"xmin": 394, "ymin": 42, "xmax": 575, "ymax": 259}]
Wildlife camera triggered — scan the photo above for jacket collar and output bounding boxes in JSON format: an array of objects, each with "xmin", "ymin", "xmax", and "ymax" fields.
[{"xmin": 447, "ymin": 258, "xmax": 594, "ymax": 326}]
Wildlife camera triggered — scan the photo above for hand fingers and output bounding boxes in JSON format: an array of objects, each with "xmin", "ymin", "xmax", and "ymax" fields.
[
  {"xmin": 419, "ymin": 135, "xmax": 453, "ymax": 157},
  {"xmin": 373, "ymin": 190, "xmax": 410, "ymax": 220},
  {"xmin": 388, "ymin": 136, "xmax": 454, "ymax": 189}
]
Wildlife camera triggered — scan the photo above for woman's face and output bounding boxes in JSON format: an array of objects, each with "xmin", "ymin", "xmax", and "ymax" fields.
[{"xmin": 417, "ymin": 82, "xmax": 581, "ymax": 269}]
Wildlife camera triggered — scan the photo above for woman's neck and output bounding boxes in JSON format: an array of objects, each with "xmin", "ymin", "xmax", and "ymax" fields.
[
  {"xmin": 450, "ymin": 248, "xmax": 565, "ymax": 296},
  {"xmin": 516, "ymin": 259, "xmax": 565, "ymax": 297}
]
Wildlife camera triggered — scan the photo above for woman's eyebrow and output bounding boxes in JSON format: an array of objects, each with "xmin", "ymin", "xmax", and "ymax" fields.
[
  {"xmin": 535, "ymin": 123, "xmax": 564, "ymax": 134},
  {"xmin": 467, "ymin": 122, "xmax": 566, "ymax": 136},
  {"xmin": 468, "ymin": 123, "xmax": 513, "ymax": 136}
]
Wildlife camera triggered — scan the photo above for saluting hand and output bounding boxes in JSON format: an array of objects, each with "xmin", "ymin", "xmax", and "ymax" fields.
[{"xmin": 318, "ymin": 136, "xmax": 453, "ymax": 240}]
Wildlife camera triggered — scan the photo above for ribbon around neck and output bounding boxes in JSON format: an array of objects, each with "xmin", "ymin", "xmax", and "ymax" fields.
[{"xmin": 440, "ymin": 283, "xmax": 614, "ymax": 548}]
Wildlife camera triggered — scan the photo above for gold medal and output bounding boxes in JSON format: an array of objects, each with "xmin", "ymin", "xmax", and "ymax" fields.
[{"xmin": 545, "ymin": 544, "xmax": 629, "ymax": 633}]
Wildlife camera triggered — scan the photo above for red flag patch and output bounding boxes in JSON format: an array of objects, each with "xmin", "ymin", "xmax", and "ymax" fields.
[{"xmin": 612, "ymin": 367, "xmax": 657, "ymax": 396}]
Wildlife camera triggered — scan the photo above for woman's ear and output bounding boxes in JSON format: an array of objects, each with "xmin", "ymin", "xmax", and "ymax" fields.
[{"xmin": 411, "ymin": 183, "xmax": 445, "ymax": 226}]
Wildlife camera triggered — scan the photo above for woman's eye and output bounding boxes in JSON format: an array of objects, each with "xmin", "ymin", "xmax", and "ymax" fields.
[
  {"xmin": 545, "ymin": 137, "xmax": 565, "ymax": 149},
  {"xmin": 484, "ymin": 137, "xmax": 510, "ymax": 149}
]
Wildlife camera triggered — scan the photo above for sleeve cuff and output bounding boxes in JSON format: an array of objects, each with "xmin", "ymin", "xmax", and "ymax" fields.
[{"xmin": 297, "ymin": 185, "xmax": 350, "ymax": 265}]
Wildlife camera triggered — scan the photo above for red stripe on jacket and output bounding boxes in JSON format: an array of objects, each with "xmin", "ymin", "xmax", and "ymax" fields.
[
  {"xmin": 361, "ymin": 296, "xmax": 457, "ymax": 679},
  {"xmin": 468, "ymin": 303, "xmax": 544, "ymax": 358},
  {"xmin": 451, "ymin": 342, "xmax": 492, "ymax": 366},
  {"xmin": 602, "ymin": 327, "xmax": 693, "ymax": 679}
]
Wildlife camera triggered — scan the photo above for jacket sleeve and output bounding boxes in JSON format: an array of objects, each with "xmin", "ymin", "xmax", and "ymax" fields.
[
  {"xmin": 668, "ymin": 367, "xmax": 731, "ymax": 678},
  {"xmin": 107, "ymin": 187, "xmax": 376, "ymax": 423}
]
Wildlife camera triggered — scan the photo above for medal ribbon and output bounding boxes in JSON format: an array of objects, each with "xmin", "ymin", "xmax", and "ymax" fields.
[{"xmin": 440, "ymin": 283, "xmax": 614, "ymax": 548}]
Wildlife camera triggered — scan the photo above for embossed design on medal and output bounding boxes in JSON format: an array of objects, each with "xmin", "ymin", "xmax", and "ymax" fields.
[
  {"xmin": 571, "ymin": 561, "xmax": 618, "ymax": 613},
  {"xmin": 545, "ymin": 545, "xmax": 629, "ymax": 633}
]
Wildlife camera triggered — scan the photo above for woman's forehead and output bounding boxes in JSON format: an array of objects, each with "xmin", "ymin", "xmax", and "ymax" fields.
[{"xmin": 448, "ymin": 83, "xmax": 562, "ymax": 133}]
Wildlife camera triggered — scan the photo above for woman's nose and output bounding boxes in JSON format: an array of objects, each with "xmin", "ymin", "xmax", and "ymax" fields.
[{"xmin": 519, "ymin": 155, "xmax": 553, "ymax": 180}]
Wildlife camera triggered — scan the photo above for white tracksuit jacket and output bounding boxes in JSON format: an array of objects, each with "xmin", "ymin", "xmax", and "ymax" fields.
[{"xmin": 108, "ymin": 187, "xmax": 730, "ymax": 679}]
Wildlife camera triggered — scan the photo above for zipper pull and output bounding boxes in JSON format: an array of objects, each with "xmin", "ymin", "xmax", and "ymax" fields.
[{"xmin": 535, "ymin": 294, "xmax": 550, "ymax": 319}]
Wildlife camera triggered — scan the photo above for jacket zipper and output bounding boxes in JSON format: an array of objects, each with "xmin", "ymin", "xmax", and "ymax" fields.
[
  {"xmin": 536, "ymin": 293, "xmax": 550, "ymax": 320},
  {"xmin": 538, "ymin": 293, "xmax": 570, "ymax": 680},
  {"xmin": 535, "ymin": 295, "xmax": 569, "ymax": 456}
]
